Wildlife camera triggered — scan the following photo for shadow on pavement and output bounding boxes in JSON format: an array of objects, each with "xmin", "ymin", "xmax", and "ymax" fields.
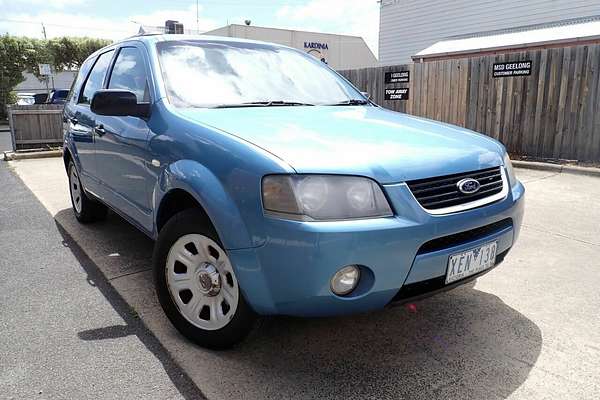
[
  {"xmin": 55, "ymin": 208, "xmax": 542, "ymax": 400},
  {"xmin": 234, "ymin": 287, "xmax": 542, "ymax": 399},
  {"xmin": 78, "ymin": 325, "xmax": 136, "ymax": 341},
  {"xmin": 54, "ymin": 219, "xmax": 207, "ymax": 400}
]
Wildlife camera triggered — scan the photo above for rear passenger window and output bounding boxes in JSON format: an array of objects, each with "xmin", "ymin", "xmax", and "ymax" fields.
[
  {"xmin": 108, "ymin": 47, "xmax": 149, "ymax": 102},
  {"xmin": 79, "ymin": 50, "xmax": 114, "ymax": 105}
]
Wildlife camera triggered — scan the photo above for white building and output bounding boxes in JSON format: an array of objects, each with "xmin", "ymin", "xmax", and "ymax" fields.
[
  {"xmin": 379, "ymin": 0, "xmax": 600, "ymax": 65},
  {"xmin": 204, "ymin": 24, "xmax": 378, "ymax": 70},
  {"xmin": 14, "ymin": 70, "xmax": 77, "ymax": 94}
]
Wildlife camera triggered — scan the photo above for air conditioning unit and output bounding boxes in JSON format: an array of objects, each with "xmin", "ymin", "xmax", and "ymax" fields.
[{"xmin": 165, "ymin": 20, "xmax": 184, "ymax": 34}]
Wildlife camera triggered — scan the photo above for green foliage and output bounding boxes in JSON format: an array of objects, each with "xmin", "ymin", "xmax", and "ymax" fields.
[
  {"xmin": 0, "ymin": 34, "xmax": 111, "ymax": 118},
  {"xmin": 47, "ymin": 37, "xmax": 111, "ymax": 70}
]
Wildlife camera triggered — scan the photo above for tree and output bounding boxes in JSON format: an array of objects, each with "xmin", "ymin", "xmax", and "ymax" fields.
[
  {"xmin": 0, "ymin": 35, "xmax": 111, "ymax": 119},
  {"xmin": 0, "ymin": 35, "xmax": 43, "ymax": 118},
  {"xmin": 47, "ymin": 37, "xmax": 111, "ymax": 70}
]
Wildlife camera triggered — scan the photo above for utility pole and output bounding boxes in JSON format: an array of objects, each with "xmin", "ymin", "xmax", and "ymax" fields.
[
  {"xmin": 196, "ymin": 0, "xmax": 199, "ymax": 33},
  {"xmin": 41, "ymin": 23, "xmax": 47, "ymax": 39}
]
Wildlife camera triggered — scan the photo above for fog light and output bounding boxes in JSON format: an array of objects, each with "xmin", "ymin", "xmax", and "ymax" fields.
[{"xmin": 330, "ymin": 265, "xmax": 360, "ymax": 296}]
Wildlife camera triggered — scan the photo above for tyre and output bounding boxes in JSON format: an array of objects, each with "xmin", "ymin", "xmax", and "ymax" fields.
[
  {"xmin": 153, "ymin": 209, "xmax": 256, "ymax": 349},
  {"xmin": 68, "ymin": 161, "xmax": 107, "ymax": 223}
]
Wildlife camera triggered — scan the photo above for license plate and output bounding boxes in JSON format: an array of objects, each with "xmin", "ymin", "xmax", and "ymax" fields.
[{"xmin": 445, "ymin": 241, "xmax": 498, "ymax": 284}]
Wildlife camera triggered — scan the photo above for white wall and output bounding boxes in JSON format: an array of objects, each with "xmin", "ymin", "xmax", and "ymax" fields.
[
  {"xmin": 204, "ymin": 25, "xmax": 378, "ymax": 69},
  {"xmin": 379, "ymin": 0, "xmax": 600, "ymax": 65}
]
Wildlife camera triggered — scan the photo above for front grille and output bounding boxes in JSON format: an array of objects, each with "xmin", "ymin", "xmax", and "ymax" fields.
[
  {"xmin": 406, "ymin": 167, "xmax": 504, "ymax": 211},
  {"xmin": 417, "ymin": 218, "xmax": 512, "ymax": 254}
]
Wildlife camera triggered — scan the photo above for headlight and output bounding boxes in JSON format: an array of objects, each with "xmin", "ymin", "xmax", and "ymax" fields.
[
  {"xmin": 503, "ymin": 153, "xmax": 518, "ymax": 187},
  {"xmin": 262, "ymin": 175, "xmax": 393, "ymax": 221}
]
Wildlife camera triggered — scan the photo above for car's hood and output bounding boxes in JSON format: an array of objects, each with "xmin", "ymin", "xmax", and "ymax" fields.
[{"xmin": 176, "ymin": 106, "xmax": 504, "ymax": 183}]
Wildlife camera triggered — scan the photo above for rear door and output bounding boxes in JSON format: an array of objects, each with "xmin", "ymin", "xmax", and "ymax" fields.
[
  {"xmin": 66, "ymin": 49, "xmax": 115, "ymax": 194},
  {"xmin": 94, "ymin": 44, "xmax": 154, "ymax": 232}
]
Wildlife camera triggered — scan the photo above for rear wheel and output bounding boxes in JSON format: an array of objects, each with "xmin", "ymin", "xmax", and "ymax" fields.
[
  {"xmin": 153, "ymin": 209, "xmax": 256, "ymax": 349},
  {"xmin": 68, "ymin": 161, "xmax": 107, "ymax": 223}
]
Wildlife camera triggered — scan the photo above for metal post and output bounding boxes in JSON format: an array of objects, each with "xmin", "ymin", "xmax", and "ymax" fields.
[
  {"xmin": 196, "ymin": 0, "xmax": 199, "ymax": 33},
  {"xmin": 8, "ymin": 106, "xmax": 16, "ymax": 152}
]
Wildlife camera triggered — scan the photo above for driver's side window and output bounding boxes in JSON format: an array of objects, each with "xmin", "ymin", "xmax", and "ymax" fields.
[{"xmin": 108, "ymin": 47, "xmax": 150, "ymax": 103}]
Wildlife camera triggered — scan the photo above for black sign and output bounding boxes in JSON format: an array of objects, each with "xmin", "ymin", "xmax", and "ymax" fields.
[
  {"xmin": 385, "ymin": 70, "xmax": 410, "ymax": 84},
  {"xmin": 493, "ymin": 61, "xmax": 532, "ymax": 78},
  {"xmin": 385, "ymin": 88, "xmax": 409, "ymax": 101}
]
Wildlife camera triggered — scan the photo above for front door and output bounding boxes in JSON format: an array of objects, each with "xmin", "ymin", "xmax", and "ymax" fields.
[
  {"xmin": 67, "ymin": 49, "xmax": 115, "ymax": 195},
  {"xmin": 94, "ymin": 45, "xmax": 154, "ymax": 232}
]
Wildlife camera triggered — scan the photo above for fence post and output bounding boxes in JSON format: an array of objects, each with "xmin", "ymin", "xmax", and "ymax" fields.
[{"xmin": 8, "ymin": 105, "xmax": 16, "ymax": 152}]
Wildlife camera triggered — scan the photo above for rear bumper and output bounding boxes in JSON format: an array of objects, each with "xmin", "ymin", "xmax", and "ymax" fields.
[{"xmin": 229, "ymin": 180, "xmax": 525, "ymax": 317}]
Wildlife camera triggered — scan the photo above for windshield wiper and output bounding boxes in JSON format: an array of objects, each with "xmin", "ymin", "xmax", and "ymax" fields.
[
  {"xmin": 325, "ymin": 99, "xmax": 370, "ymax": 106},
  {"xmin": 214, "ymin": 101, "xmax": 315, "ymax": 108}
]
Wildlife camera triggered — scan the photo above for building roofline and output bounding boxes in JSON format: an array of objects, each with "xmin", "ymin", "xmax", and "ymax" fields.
[
  {"xmin": 206, "ymin": 23, "xmax": 366, "ymax": 39},
  {"xmin": 412, "ymin": 36, "xmax": 600, "ymax": 62}
]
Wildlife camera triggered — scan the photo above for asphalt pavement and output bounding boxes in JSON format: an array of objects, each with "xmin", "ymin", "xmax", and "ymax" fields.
[
  {"xmin": 0, "ymin": 162, "xmax": 203, "ymax": 399},
  {"xmin": 4, "ymin": 158, "xmax": 600, "ymax": 399}
]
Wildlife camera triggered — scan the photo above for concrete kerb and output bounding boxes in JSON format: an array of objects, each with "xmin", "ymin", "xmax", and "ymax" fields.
[
  {"xmin": 513, "ymin": 160, "xmax": 600, "ymax": 178},
  {"xmin": 3, "ymin": 149, "xmax": 62, "ymax": 161}
]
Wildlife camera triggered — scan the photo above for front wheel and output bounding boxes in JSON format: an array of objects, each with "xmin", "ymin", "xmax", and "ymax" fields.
[{"xmin": 153, "ymin": 209, "xmax": 256, "ymax": 349}]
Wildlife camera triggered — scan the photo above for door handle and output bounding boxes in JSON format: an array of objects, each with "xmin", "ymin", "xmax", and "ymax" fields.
[{"xmin": 94, "ymin": 125, "xmax": 106, "ymax": 136}]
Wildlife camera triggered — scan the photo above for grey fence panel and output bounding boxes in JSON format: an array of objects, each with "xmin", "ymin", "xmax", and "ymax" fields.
[
  {"xmin": 340, "ymin": 43, "xmax": 600, "ymax": 162},
  {"xmin": 8, "ymin": 104, "xmax": 64, "ymax": 151}
]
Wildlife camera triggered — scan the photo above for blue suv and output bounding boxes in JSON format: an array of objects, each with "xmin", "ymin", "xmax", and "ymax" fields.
[{"xmin": 63, "ymin": 35, "xmax": 524, "ymax": 349}]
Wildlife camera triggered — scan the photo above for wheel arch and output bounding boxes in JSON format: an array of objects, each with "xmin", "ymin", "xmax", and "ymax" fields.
[
  {"xmin": 155, "ymin": 188, "xmax": 217, "ymax": 238},
  {"xmin": 63, "ymin": 147, "xmax": 73, "ymax": 171},
  {"xmin": 153, "ymin": 159, "xmax": 254, "ymax": 250}
]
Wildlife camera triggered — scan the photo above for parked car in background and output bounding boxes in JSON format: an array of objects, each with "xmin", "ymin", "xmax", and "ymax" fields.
[
  {"xmin": 15, "ymin": 93, "xmax": 35, "ymax": 105},
  {"xmin": 63, "ymin": 34, "xmax": 525, "ymax": 349},
  {"xmin": 48, "ymin": 89, "xmax": 70, "ymax": 104},
  {"xmin": 33, "ymin": 93, "xmax": 48, "ymax": 104}
]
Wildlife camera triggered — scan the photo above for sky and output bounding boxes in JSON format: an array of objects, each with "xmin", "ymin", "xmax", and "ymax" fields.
[{"xmin": 0, "ymin": 0, "xmax": 381, "ymax": 56}]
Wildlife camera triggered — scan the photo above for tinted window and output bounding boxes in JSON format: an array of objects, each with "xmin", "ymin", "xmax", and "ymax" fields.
[
  {"xmin": 108, "ymin": 47, "xmax": 149, "ymax": 102},
  {"xmin": 67, "ymin": 57, "xmax": 94, "ymax": 103},
  {"xmin": 79, "ymin": 50, "xmax": 114, "ymax": 105},
  {"xmin": 156, "ymin": 41, "xmax": 363, "ymax": 108},
  {"xmin": 53, "ymin": 90, "xmax": 69, "ymax": 99}
]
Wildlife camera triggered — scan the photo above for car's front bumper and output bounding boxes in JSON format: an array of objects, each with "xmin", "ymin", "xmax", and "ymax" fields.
[{"xmin": 229, "ymin": 180, "xmax": 525, "ymax": 317}]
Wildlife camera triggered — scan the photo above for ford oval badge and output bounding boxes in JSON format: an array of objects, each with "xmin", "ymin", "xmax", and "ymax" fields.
[{"xmin": 457, "ymin": 178, "xmax": 481, "ymax": 195}]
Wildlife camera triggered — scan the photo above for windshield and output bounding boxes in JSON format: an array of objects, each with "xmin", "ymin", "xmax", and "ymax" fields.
[{"xmin": 156, "ymin": 40, "xmax": 366, "ymax": 108}]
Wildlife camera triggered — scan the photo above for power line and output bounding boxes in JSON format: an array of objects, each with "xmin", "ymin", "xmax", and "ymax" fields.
[{"xmin": 0, "ymin": 18, "xmax": 133, "ymax": 34}]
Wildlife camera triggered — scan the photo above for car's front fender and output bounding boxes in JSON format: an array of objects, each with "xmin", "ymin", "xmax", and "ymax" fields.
[{"xmin": 153, "ymin": 159, "xmax": 256, "ymax": 250}]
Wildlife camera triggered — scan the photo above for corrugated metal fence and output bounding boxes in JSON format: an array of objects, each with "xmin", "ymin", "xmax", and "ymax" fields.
[
  {"xmin": 7, "ymin": 105, "xmax": 64, "ymax": 151},
  {"xmin": 339, "ymin": 43, "xmax": 600, "ymax": 162}
]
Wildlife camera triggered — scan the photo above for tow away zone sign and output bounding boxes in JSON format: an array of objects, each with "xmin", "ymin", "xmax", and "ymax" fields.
[{"xmin": 385, "ymin": 88, "xmax": 409, "ymax": 101}]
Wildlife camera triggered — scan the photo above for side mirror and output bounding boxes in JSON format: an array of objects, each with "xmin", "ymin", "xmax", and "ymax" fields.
[{"xmin": 91, "ymin": 90, "xmax": 150, "ymax": 118}]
